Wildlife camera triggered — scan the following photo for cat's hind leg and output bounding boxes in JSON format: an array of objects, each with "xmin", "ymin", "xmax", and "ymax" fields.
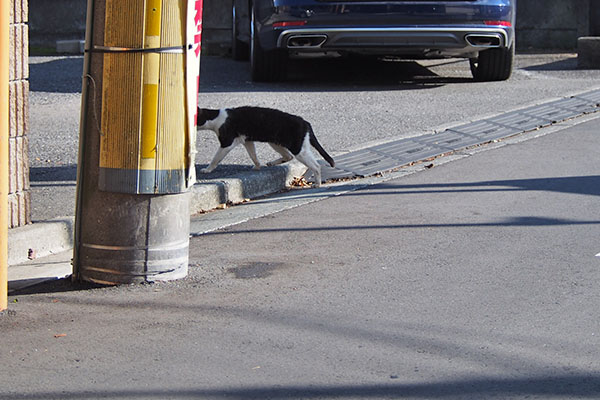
[
  {"xmin": 243, "ymin": 141, "xmax": 262, "ymax": 170},
  {"xmin": 267, "ymin": 144, "xmax": 294, "ymax": 166},
  {"xmin": 294, "ymin": 146, "xmax": 323, "ymax": 188}
]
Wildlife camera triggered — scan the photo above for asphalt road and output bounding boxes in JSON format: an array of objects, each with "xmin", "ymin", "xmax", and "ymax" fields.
[
  {"xmin": 29, "ymin": 52, "xmax": 600, "ymax": 170},
  {"xmin": 2, "ymin": 115, "xmax": 599, "ymax": 399},
  {"xmin": 27, "ymin": 52, "xmax": 600, "ymax": 221}
]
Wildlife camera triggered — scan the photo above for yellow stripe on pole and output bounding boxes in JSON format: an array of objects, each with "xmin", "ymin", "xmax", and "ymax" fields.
[
  {"xmin": 140, "ymin": 0, "xmax": 162, "ymax": 167},
  {"xmin": 146, "ymin": 0, "xmax": 162, "ymax": 36},
  {"xmin": 1, "ymin": 0, "xmax": 10, "ymax": 311},
  {"xmin": 141, "ymin": 83, "xmax": 159, "ymax": 160}
]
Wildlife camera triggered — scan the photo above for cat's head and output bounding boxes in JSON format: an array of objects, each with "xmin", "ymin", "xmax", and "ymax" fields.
[{"xmin": 197, "ymin": 108, "xmax": 221, "ymax": 129}]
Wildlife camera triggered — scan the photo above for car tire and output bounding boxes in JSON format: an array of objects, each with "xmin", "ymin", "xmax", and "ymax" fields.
[
  {"xmin": 470, "ymin": 44, "xmax": 514, "ymax": 82},
  {"xmin": 250, "ymin": 5, "xmax": 287, "ymax": 82},
  {"xmin": 232, "ymin": 1, "xmax": 249, "ymax": 61}
]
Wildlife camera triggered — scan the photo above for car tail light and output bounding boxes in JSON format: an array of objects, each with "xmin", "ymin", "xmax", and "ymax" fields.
[
  {"xmin": 484, "ymin": 20, "xmax": 512, "ymax": 27},
  {"xmin": 273, "ymin": 21, "xmax": 307, "ymax": 28}
]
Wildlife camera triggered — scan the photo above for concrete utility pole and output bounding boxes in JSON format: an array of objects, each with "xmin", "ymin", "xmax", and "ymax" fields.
[
  {"xmin": 73, "ymin": 0, "xmax": 203, "ymax": 285},
  {"xmin": 1, "ymin": 0, "xmax": 9, "ymax": 311}
]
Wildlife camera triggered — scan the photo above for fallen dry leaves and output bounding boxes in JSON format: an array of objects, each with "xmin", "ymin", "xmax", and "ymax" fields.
[{"xmin": 289, "ymin": 176, "xmax": 311, "ymax": 187}]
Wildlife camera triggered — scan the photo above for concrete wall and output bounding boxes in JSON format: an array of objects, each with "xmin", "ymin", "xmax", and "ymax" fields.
[
  {"xmin": 28, "ymin": 0, "xmax": 233, "ymax": 53},
  {"xmin": 516, "ymin": 0, "xmax": 590, "ymax": 50},
  {"xmin": 28, "ymin": 0, "xmax": 600, "ymax": 53},
  {"xmin": 590, "ymin": 0, "xmax": 600, "ymax": 36},
  {"xmin": 28, "ymin": 0, "xmax": 86, "ymax": 49},
  {"xmin": 202, "ymin": 0, "xmax": 233, "ymax": 55},
  {"xmin": 28, "ymin": 0, "xmax": 233, "ymax": 54}
]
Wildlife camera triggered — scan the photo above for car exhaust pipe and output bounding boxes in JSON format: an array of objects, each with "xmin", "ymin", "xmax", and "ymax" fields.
[
  {"xmin": 287, "ymin": 34, "xmax": 327, "ymax": 48},
  {"xmin": 465, "ymin": 34, "xmax": 502, "ymax": 48}
]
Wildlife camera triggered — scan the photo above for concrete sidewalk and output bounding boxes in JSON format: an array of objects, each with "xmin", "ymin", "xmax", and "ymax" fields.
[
  {"xmin": 2, "ymin": 110, "xmax": 599, "ymax": 399},
  {"xmin": 19, "ymin": 52, "xmax": 600, "ymax": 281},
  {"xmin": 7, "ymin": 107, "xmax": 600, "ymax": 293},
  {"xmin": 8, "ymin": 84, "xmax": 600, "ymax": 286}
]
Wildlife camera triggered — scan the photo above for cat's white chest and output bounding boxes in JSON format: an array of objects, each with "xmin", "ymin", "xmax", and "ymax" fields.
[{"xmin": 200, "ymin": 109, "xmax": 229, "ymax": 131}]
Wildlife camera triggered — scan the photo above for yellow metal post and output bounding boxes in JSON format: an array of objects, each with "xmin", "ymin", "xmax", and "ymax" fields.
[{"xmin": 0, "ymin": 0, "xmax": 10, "ymax": 311}]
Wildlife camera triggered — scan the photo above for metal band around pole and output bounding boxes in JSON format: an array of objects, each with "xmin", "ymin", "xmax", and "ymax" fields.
[{"xmin": 88, "ymin": 45, "xmax": 185, "ymax": 54}]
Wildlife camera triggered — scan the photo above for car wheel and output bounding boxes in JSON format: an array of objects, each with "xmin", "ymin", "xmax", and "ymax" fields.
[
  {"xmin": 232, "ymin": 1, "xmax": 249, "ymax": 61},
  {"xmin": 250, "ymin": 5, "xmax": 287, "ymax": 82},
  {"xmin": 470, "ymin": 44, "xmax": 514, "ymax": 82}
]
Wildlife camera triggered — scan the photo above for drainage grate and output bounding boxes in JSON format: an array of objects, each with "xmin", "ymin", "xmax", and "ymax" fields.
[
  {"xmin": 332, "ymin": 149, "xmax": 403, "ymax": 177},
  {"xmin": 371, "ymin": 139, "xmax": 442, "ymax": 163},
  {"xmin": 413, "ymin": 130, "xmax": 483, "ymax": 151},
  {"xmin": 487, "ymin": 110, "xmax": 552, "ymax": 131},
  {"xmin": 551, "ymin": 97, "xmax": 598, "ymax": 114},
  {"xmin": 576, "ymin": 90, "xmax": 600, "ymax": 104},
  {"xmin": 521, "ymin": 103, "xmax": 582, "ymax": 123},
  {"xmin": 319, "ymin": 89, "xmax": 600, "ymax": 182},
  {"xmin": 449, "ymin": 120, "xmax": 520, "ymax": 142}
]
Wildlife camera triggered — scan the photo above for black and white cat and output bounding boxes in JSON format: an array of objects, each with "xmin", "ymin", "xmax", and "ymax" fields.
[{"xmin": 197, "ymin": 106, "xmax": 335, "ymax": 187}]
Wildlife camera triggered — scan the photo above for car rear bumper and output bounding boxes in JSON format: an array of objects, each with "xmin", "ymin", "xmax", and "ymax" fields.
[
  {"xmin": 276, "ymin": 26, "xmax": 512, "ymax": 56},
  {"xmin": 253, "ymin": 0, "xmax": 514, "ymax": 57}
]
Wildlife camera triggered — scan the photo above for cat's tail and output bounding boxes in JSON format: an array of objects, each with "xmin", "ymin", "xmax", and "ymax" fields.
[{"xmin": 307, "ymin": 123, "xmax": 335, "ymax": 168}]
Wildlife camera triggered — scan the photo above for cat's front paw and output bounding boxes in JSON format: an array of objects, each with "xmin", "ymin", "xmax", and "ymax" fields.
[
  {"xmin": 252, "ymin": 164, "xmax": 262, "ymax": 170},
  {"xmin": 200, "ymin": 167, "xmax": 214, "ymax": 174}
]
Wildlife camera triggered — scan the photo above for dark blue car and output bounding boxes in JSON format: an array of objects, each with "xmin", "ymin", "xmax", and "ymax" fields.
[{"xmin": 232, "ymin": 0, "xmax": 515, "ymax": 82}]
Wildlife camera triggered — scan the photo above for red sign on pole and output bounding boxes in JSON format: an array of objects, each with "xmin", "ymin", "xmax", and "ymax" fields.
[
  {"xmin": 194, "ymin": 0, "xmax": 203, "ymax": 57},
  {"xmin": 186, "ymin": 0, "xmax": 203, "ymax": 187}
]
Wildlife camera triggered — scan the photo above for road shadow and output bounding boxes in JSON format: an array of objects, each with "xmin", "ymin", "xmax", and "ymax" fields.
[
  {"xmin": 354, "ymin": 175, "xmax": 600, "ymax": 198},
  {"xmin": 30, "ymin": 165, "xmax": 78, "ymax": 182},
  {"xmin": 27, "ymin": 54, "xmax": 471, "ymax": 95},
  {"xmin": 224, "ymin": 173, "xmax": 600, "ymax": 211},
  {"xmin": 200, "ymin": 55, "xmax": 473, "ymax": 93},
  {"xmin": 9, "ymin": 276, "xmax": 103, "ymax": 296},
  {"xmin": 6, "ymin": 375, "xmax": 600, "ymax": 399},
  {"xmin": 29, "ymin": 56, "xmax": 84, "ymax": 93},
  {"xmin": 200, "ymin": 174, "xmax": 600, "ymax": 237},
  {"xmin": 522, "ymin": 57, "xmax": 577, "ymax": 72}
]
